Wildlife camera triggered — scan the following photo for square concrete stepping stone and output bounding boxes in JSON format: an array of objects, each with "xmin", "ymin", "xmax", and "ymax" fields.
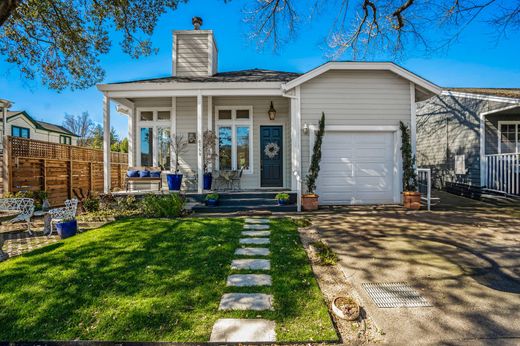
[
  {"xmin": 245, "ymin": 218, "xmax": 270, "ymax": 224},
  {"xmin": 219, "ymin": 293, "xmax": 273, "ymax": 310},
  {"xmin": 210, "ymin": 318, "xmax": 276, "ymax": 342},
  {"xmin": 227, "ymin": 274, "xmax": 272, "ymax": 287},
  {"xmin": 235, "ymin": 247, "xmax": 270, "ymax": 256},
  {"xmin": 241, "ymin": 230, "xmax": 270, "ymax": 237},
  {"xmin": 240, "ymin": 237, "xmax": 270, "ymax": 245},
  {"xmin": 231, "ymin": 259, "xmax": 270, "ymax": 270},
  {"xmin": 244, "ymin": 224, "xmax": 270, "ymax": 230}
]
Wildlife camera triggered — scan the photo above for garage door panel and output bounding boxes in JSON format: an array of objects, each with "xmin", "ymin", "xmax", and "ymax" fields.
[{"xmin": 316, "ymin": 131, "xmax": 395, "ymax": 205}]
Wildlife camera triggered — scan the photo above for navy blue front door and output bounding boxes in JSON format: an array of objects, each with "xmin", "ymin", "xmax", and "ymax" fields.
[{"xmin": 260, "ymin": 126, "xmax": 283, "ymax": 187}]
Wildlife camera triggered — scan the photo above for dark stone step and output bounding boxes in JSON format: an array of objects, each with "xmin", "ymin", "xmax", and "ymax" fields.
[{"xmin": 192, "ymin": 204, "xmax": 296, "ymax": 214}]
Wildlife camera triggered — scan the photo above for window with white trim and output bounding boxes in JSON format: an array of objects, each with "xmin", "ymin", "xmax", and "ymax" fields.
[
  {"xmin": 59, "ymin": 135, "xmax": 71, "ymax": 145},
  {"xmin": 498, "ymin": 121, "xmax": 520, "ymax": 154},
  {"xmin": 216, "ymin": 107, "xmax": 253, "ymax": 173},
  {"xmin": 137, "ymin": 108, "xmax": 172, "ymax": 167}
]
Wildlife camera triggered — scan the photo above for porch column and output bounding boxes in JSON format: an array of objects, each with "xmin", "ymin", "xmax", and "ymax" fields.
[
  {"xmin": 197, "ymin": 93, "xmax": 203, "ymax": 193},
  {"xmin": 127, "ymin": 106, "xmax": 135, "ymax": 166},
  {"xmin": 171, "ymin": 96, "xmax": 177, "ymax": 171},
  {"xmin": 409, "ymin": 83, "xmax": 417, "ymax": 157},
  {"xmin": 207, "ymin": 96, "xmax": 213, "ymax": 172},
  {"xmin": 290, "ymin": 86, "xmax": 302, "ymax": 212},
  {"xmin": 103, "ymin": 94, "xmax": 111, "ymax": 193}
]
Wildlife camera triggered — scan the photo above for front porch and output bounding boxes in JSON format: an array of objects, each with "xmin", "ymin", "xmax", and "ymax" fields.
[
  {"xmin": 101, "ymin": 92, "xmax": 302, "ymax": 203},
  {"xmin": 482, "ymin": 104, "xmax": 520, "ymax": 195}
]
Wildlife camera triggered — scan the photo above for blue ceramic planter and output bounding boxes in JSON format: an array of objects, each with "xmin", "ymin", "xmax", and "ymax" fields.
[
  {"xmin": 277, "ymin": 199, "xmax": 289, "ymax": 205},
  {"xmin": 203, "ymin": 173, "xmax": 213, "ymax": 190},
  {"xmin": 167, "ymin": 174, "xmax": 183, "ymax": 191},
  {"xmin": 56, "ymin": 220, "xmax": 77, "ymax": 239},
  {"xmin": 206, "ymin": 199, "xmax": 218, "ymax": 206}
]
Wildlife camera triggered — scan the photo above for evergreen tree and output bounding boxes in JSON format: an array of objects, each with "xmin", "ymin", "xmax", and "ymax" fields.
[
  {"xmin": 400, "ymin": 121, "xmax": 417, "ymax": 191},
  {"xmin": 305, "ymin": 112, "xmax": 325, "ymax": 194}
]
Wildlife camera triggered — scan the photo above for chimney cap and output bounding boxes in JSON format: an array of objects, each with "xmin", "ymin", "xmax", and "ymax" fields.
[{"xmin": 192, "ymin": 17, "xmax": 203, "ymax": 30}]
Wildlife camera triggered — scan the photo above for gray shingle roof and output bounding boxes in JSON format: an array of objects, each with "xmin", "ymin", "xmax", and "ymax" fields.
[
  {"xmin": 110, "ymin": 68, "xmax": 302, "ymax": 84},
  {"xmin": 446, "ymin": 88, "xmax": 520, "ymax": 99}
]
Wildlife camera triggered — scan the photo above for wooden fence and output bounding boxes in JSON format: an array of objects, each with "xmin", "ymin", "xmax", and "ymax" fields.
[{"xmin": 2, "ymin": 136, "xmax": 128, "ymax": 205}]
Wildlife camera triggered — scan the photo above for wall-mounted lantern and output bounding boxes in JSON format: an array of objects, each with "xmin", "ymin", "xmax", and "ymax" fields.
[
  {"xmin": 268, "ymin": 101, "xmax": 277, "ymax": 120},
  {"xmin": 303, "ymin": 123, "xmax": 309, "ymax": 134}
]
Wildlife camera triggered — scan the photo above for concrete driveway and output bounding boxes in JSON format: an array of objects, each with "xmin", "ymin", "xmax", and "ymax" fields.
[{"xmin": 313, "ymin": 194, "xmax": 520, "ymax": 345}]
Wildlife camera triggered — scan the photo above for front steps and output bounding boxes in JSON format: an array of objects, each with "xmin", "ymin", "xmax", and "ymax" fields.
[{"xmin": 189, "ymin": 191, "xmax": 297, "ymax": 213}]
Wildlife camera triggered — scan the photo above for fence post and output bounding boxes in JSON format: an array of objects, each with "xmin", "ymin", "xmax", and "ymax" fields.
[
  {"xmin": 68, "ymin": 146, "xmax": 73, "ymax": 199},
  {"xmin": 89, "ymin": 161, "xmax": 93, "ymax": 192},
  {"xmin": 42, "ymin": 159, "xmax": 47, "ymax": 192},
  {"xmin": 2, "ymin": 136, "xmax": 9, "ymax": 194}
]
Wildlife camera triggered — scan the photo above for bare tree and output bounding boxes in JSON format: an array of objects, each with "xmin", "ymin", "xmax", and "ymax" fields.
[
  {"xmin": 62, "ymin": 112, "xmax": 94, "ymax": 146},
  {"xmin": 245, "ymin": 0, "xmax": 520, "ymax": 58}
]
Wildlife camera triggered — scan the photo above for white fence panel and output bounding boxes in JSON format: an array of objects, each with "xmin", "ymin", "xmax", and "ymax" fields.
[{"xmin": 485, "ymin": 153, "xmax": 520, "ymax": 196}]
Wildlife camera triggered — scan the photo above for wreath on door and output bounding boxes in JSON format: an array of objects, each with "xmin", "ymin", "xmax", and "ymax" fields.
[{"xmin": 264, "ymin": 142, "xmax": 280, "ymax": 159}]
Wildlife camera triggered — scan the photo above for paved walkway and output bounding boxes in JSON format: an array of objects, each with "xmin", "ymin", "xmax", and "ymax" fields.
[
  {"xmin": 210, "ymin": 218, "xmax": 276, "ymax": 342},
  {"xmin": 1, "ymin": 230, "xmax": 59, "ymax": 260}
]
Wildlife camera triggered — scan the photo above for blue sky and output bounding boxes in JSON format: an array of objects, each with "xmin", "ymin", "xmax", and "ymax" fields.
[{"xmin": 1, "ymin": 0, "xmax": 519, "ymax": 138}]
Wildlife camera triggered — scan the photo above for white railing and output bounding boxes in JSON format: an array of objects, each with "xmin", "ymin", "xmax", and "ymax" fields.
[
  {"xmin": 485, "ymin": 153, "xmax": 520, "ymax": 196},
  {"xmin": 417, "ymin": 168, "xmax": 432, "ymax": 211}
]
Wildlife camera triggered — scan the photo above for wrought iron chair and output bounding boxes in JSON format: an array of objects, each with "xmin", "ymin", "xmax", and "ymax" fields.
[
  {"xmin": 230, "ymin": 167, "xmax": 245, "ymax": 190},
  {"xmin": 0, "ymin": 198, "xmax": 35, "ymax": 235},
  {"xmin": 48, "ymin": 199, "xmax": 78, "ymax": 237}
]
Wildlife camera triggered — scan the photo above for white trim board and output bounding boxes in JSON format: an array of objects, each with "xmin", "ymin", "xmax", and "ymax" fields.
[
  {"xmin": 443, "ymin": 91, "xmax": 520, "ymax": 104},
  {"xmin": 282, "ymin": 61, "xmax": 442, "ymax": 96},
  {"xmin": 497, "ymin": 120, "xmax": 520, "ymax": 154}
]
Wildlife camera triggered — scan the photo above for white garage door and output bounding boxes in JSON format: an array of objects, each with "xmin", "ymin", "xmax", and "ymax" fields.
[{"xmin": 316, "ymin": 131, "xmax": 396, "ymax": 205}]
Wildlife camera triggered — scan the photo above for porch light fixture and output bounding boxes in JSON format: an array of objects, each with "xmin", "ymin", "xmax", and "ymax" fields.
[
  {"xmin": 268, "ymin": 101, "xmax": 277, "ymax": 120},
  {"xmin": 303, "ymin": 123, "xmax": 309, "ymax": 134}
]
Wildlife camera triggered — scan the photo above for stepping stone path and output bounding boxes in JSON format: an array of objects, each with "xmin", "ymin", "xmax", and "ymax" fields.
[
  {"xmin": 240, "ymin": 237, "xmax": 270, "ymax": 245},
  {"xmin": 210, "ymin": 217, "xmax": 276, "ymax": 342}
]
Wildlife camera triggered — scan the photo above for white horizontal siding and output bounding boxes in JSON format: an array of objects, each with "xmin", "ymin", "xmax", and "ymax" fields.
[{"xmin": 176, "ymin": 33, "xmax": 209, "ymax": 77}]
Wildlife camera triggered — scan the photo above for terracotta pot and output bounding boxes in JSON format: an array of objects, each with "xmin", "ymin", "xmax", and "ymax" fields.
[
  {"xmin": 403, "ymin": 191, "xmax": 421, "ymax": 210},
  {"xmin": 302, "ymin": 194, "xmax": 319, "ymax": 211}
]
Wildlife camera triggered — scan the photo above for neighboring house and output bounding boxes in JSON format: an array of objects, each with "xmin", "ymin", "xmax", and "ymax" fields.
[
  {"xmin": 96, "ymin": 19, "xmax": 441, "ymax": 206},
  {"xmin": 1, "ymin": 110, "xmax": 78, "ymax": 145},
  {"xmin": 417, "ymin": 88, "xmax": 520, "ymax": 197}
]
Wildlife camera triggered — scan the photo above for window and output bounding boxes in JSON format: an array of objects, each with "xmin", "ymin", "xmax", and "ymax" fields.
[
  {"xmin": 140, "ymin": 127, "xmax": 153, "ymax": 166},
  {"xmin": 216, "ymin": 107, "xmax": 253, "ymax": 173},
  {"xmin": 60, "ymin": 135, "xmax": 71, "ymax": 145},
  {"xmin": 140, "ymin": 111, "xmax": 153, "ymax": 121},
  {"xmin": 499, "ymin": 122, "xmax": 520, "ymax": 154},
  {"xmin": 11, "ymin": 126, "xmax": 30, "ymax": 138},
  {"xmin": 157, "ymin": 127, "xmax": 171, "ymax": 170}
]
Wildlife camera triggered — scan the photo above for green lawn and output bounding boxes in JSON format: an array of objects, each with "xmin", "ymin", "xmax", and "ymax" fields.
[{"xmin": 0, "ymin": 218, "xmax": 337, "ymax": 342}]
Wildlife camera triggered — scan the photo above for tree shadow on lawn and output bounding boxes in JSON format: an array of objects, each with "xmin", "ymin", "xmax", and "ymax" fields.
[{"xmin": 0, "ymin": 218, "xmax": 242, "ymax": 342}]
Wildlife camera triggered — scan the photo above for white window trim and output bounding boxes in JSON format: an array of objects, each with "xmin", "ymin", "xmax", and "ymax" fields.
[
  {"xmin": 136, "ymin": 107, "xmax": 173, "ymax": 166},
  {"xmin": 497, "ymin": 120, "xmax": 520, "ymax": 154},
  {"xmin": 215, "ymin": 106, "xmax": 254, "ymax": 174}
]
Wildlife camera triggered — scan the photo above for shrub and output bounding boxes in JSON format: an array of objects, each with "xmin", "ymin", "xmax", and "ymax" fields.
[
  {"xmin": 83, "ymin": 197, "xmax": 100, "ymax": 212},
  {"xmin": 140, "ymin": 193, "xmax": 185, "ymax": 218},
  {"xmin": 275, "ymin": 193, "xmax": 290, "ymax": 201},
  {"xmin": 305, "ymin": 112, "xmax": 325, "ymax": 194},
  {"xmin": 205, "ymin": 193, "xmax": 219, "ymax": 200},
  {"xmin": 292, "ymin": 217, "xmax": 312, "ymax": 228},
  {"xmin": 312, "ymin": 241, "xmax": 338, "ymax": 266}
]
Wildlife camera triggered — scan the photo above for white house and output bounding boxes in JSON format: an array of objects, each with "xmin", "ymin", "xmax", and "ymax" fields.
[
  {"xmin": 97, "ymin": 19, "xmax": 441, "ymax": 206},
  {"xmin": 1, "ymin": 110, "xmax": 78, "ymax": 145}
]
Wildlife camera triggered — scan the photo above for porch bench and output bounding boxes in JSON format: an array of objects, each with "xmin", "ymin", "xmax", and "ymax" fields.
[{"xmin": 125, "ymin": 166, "xmax": 162, "ymax": 191}]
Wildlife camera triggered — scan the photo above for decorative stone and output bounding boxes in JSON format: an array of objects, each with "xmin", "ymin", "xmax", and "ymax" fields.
[
  {"xmin": 240, "ymin": 238, "xmax": 270, "ymax": 245},
  {"xmin": 210, "ymin": 318, "xmax": 276, "ymax": 342},
  {"xmin": 235, "ymin": 247, "xmax": 270, "ymax": 256},
  {"xmin": 244, "ymin": 224, "xmax": 270, "ymax": 230},
  {"xmin": 219, "ymin": 293, "xmax": 274, "ymax": 310},
  {"xmin": 227, "ymin": 274, "xmax": 272, "ymax": 287},
  {"xmin": 231, "ymin": 259, "xmax": 270, "ymax": 270},
  {"xmin": 245, "ymin": 218, "xmax": 270, "ymax": 224},
  {"xmin": 241, "ymin": 230, "xmax": 270, "ymax": 237}
]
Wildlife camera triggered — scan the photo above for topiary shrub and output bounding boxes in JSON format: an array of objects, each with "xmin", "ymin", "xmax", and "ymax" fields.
[
  {"xmin": 305, "ymin": 112, "xmax": 325, "ymax": 194},
  {"xmin": 400, "ymin": 121, "xmax": 417, "ymax": 191}
]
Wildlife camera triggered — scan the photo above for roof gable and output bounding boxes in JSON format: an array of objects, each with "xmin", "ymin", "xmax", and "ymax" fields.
[{"xmin": 3, "ymin": 111, "xmax": 77, "ymax": 136}]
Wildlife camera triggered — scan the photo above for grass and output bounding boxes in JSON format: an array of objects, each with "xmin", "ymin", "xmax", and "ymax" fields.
[
  {"xmin": 313, "ymin": 241, "xmax": 339, "ymax": 266},
  {"xmin": 0, "ymin": 218, "xmax": 337, "ymax": 342}
]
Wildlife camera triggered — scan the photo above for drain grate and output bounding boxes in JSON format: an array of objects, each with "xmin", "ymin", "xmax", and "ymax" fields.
[{"xmin": 362, "ymin": 282, "xmax": 432, "ymax": 308}]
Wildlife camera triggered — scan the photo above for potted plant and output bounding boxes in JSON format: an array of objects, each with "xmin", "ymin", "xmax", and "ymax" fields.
[
  {"xmin": 302, "ymin": 112, "xmax": 325, "ymax": 211},
  {"xmin": 167, "ymin": 134, "xmax": 188, "ymax": 191},
  {"xmin": 202, "ymin": 130, "xmax": 219, "ymax": 190},
  {"xmin": 275, "ymin": 193, "xmax": 290, "ymax": 205},
  {"xmin": 332, "ymin": 296, "xmax": 360, "ymax": 321},
  {"xmin": 400, "ymin": 121, "xmax": 421, "ymax": 209},
  {"xmin": 55, "ymin": 217, "xmax": 78, "ymax": 239},
  {"xmin": 205, "ymin": 193, "xmax": 219, "ymax": 206}
]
